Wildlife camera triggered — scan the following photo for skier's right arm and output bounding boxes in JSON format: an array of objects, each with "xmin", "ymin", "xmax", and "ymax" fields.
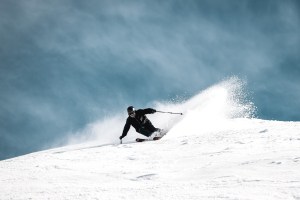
[{"xmin": 120, "ymin": 119, "xmax": 130, "ymax": 140}]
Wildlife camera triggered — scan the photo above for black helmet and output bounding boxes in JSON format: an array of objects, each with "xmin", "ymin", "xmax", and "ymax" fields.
[{"xmin": 127, "ymin": 106, "xmax": 135, "ymax": 114}]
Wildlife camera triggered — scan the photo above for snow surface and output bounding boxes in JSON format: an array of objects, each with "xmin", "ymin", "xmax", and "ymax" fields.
[{"xmin": 1, "ymin": 78, "xmax": 300, "ymax": 200}]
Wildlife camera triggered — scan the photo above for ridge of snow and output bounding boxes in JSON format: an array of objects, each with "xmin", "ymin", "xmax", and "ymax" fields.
[{"xmin": 1, "ymin": 119, "xmax": 300, "ymax": 199}]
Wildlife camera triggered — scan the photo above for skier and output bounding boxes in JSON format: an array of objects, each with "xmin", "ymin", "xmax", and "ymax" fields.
[{"xmin": 119, "ymin": 106, "xmax": 161, "ymax": 140}]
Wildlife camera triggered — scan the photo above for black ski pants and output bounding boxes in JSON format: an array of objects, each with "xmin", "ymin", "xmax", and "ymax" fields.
[{"xmin": 138, "ymin": 121, "xmax": 158, "ymax": 137}]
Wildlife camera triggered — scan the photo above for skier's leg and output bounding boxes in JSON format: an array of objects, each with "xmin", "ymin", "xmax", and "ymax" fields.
[
  {"xmin": 139, "ymin": 120, "xmax": 163, "ymax": 138},
  {"xmin": 139, "ymin": 127, "xmax": 153, "ymax": 137},
  {"xmin": 145, "ymin": 122, "xmax": 167, "ymax": 137},
  {"xmin": 144, "ymin": 121, "xmax": 159, "ymax": 132}
]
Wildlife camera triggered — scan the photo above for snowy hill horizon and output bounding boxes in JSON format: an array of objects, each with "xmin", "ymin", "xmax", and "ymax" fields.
[{"xmin": 1, "ymin": 77, "xmax": 299, "ymax": 199}]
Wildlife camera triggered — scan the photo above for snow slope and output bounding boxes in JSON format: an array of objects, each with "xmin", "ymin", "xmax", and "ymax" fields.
[{"xmin": 1, "ymin": 78, "xmax": 299, "ymax": 200}]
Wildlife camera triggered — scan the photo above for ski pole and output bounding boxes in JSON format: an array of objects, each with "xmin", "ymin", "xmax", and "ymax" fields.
[{"xmin": 156, "ymin": 111, "xmax": 183, "ymax": 115}]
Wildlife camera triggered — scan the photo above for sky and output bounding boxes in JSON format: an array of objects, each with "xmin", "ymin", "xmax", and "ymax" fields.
[{"xmin": 0, "ymin": 0, "xmax": 299, "ymax": 160}]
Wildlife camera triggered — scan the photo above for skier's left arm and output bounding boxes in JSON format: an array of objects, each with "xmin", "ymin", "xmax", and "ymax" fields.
[{"xmin": 141, "ymin": 108, "xmax": 156, "ymax": 115}]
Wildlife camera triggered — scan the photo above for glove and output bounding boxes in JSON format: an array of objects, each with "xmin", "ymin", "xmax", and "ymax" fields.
[{"xmin": 119, "ymin": 135, "xmax": 124, "ymax": 140}]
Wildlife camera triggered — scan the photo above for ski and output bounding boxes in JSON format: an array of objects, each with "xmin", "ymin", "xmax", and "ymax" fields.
[
  {"xmin": 136, "ymin": 136, "xmax": 163, "ymax": 142},
  {"xmin": 136, "ymin": 138, "xmax": 149, "ymax": 142}
]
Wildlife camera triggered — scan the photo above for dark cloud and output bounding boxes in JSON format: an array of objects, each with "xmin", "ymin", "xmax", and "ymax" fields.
[{"xmin": 0, "ymin": 0, "xmax": 299, "ymax": 159}]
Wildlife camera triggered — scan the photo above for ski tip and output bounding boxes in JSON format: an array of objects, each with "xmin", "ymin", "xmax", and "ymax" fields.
[{"xmin": 136, "ymin": 138, "xmax": 146, "ymax": 142}]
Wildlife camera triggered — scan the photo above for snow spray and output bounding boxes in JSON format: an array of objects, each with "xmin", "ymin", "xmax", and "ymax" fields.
[{"xmin": 64, "ymin": 76, "xmax": 256, "ymax": 145}]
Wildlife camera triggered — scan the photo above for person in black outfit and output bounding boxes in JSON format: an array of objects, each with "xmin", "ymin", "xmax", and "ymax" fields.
[{"xmin": 119, "ymin": 106, "xmax": 160, "ymax": 140}]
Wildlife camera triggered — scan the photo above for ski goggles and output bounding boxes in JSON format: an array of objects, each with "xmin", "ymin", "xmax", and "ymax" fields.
[{"xmin": 128, "ymin": 111, "xmax": 135, "ymax": 117}]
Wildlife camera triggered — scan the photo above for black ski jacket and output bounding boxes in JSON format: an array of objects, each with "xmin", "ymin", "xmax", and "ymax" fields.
[{"xmin": 121, "ymin": 108, "xmax": 156, "ymax": 138}]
